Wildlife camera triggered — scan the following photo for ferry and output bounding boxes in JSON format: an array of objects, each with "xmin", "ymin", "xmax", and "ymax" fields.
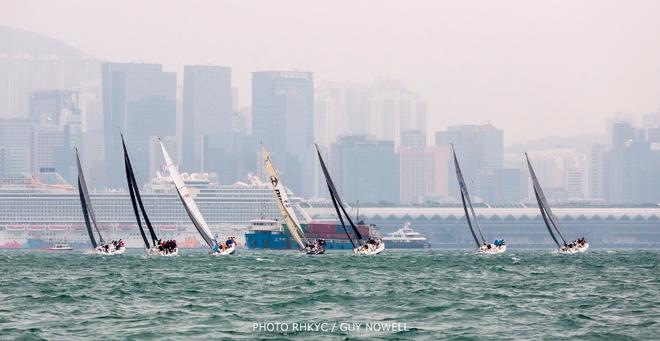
[
  {"xmin": 381, "ymin": 222, "xmax": 431, "ymax": 249},
  {"xmin": 245, "ymin": 219, "xmax": 382, "ymax": 250}
]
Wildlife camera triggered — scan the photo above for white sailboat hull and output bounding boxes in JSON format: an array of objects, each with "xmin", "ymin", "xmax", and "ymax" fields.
[
  {"xmin": 147, "ymin": 246, "xmax": 179, "ymax": 257},
  {"xmin": 478, "ymin": 244, "xmax": 506, "ymax": 254},
  {"xmin": 93, "ymin": 245, "xmax": 126, "ymax": 255},
  {"xmin": 212, "ymin": 243, "xmax": 236, "ymax": 256},
  {"xmin": 558, "ymin": 242, "xmax": 589, "ymax": 254},
  {"xmin": 355, "ymin": 242, "xmax": 385, "ymax": 255},
  {"xmin": 578, "ymin": 243, "xmax": 589, "ymax": 252}
]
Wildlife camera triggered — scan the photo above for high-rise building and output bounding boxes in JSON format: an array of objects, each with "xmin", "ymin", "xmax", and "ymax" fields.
[
  {"xmin": 604, "ymin": 140, "xmax": 660, "ymax": 204},
  {"xmin": 476, "ymin": 168, "xmax": 523, "ymax": 203},
  {"xmin": 32, "ymin": 124, "xmax": 65, "ymax": 175},
  {"xmin": 0, "ymin": 119, "xmax": 33, "ymax": 175},
  {"xmin": 400, "ymin": 130, "xmax": 426, "ymax": 149},
  {"xmin": 0, "ymin": 57, "xmax": 65, "ymax": 118},
  {"xmin": 523, "ymin": 148, "xmax": 586, "ymax": 200},
  {"xmin": 435, "ymin": 124, "xmax": 503, "ymax": 197},
  {"xmin": 331, "ymin": 135, "xmax": 399, "ymax": 204},
  {"xmin": 102, "ymin": 62, "xmax": 176, "ymax": 187},
  {"xmin": 82, "ymin": 130, "xmax": 105, "ymax": 185},
  {"xmin": 182, "ymin": 65, "xmax": 232, "ymax": 173},
  {"xmin": 399, "ymin": 143, "xmax": 449, "ymax": 204},
  {"xmin": 314, "ymin": 80, "xmax": 426, "ymax": 149},
  {"xmin": 252, "ymin": 71, "xmax": 314, "ymax": 195},
  {"xmin": 369, "ymin": 79, "xmax": 426, "ymax": 147},
  {"xmin": 589, "ymin": 144, "xmax": 606, "ymax": 200},
  {"xmin": 564, "ymin": 169, "xmax": 584, "ymax": 199},
  {"xmin": 611, "ymin": 121, "xmax": 636, "ymax": 149},
  {"xmin": 29, "ymin": 90, "xmax": 82, "ymax": 182}
]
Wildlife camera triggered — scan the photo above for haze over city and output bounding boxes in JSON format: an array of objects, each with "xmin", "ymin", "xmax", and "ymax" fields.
[
  {"xmin": 1, "ymin": 3, "xmax": 660, "ymax": 339},
  {"xmin": 4, "ymin": 0, "xmax": 660, "ymax": 144}
]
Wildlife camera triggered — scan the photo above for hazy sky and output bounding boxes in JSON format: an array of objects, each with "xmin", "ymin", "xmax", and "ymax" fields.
[{"xmin": 3, "ymin": 0, "xmax": 660, "ymax": 144}]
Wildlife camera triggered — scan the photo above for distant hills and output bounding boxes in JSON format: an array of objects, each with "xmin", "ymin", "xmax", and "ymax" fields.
[{"xmin": 0, "ymin": 25, "xmax": 83, "ymax": 58}]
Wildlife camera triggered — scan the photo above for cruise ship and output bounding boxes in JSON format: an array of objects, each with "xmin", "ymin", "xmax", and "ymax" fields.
[
  {"xmin": 0, "ymin": 172, "xmax": 280, "ymax": 249},
  {"xmin": 382, "ymin": 222, "xmax": 431, "ymax": 249}
]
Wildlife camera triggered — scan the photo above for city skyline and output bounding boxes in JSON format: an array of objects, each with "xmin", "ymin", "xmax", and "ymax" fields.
[
  {"xmin": 3, "ymin": 0, "xmax": 660, "ymax": 143},
  {"xmin": 2, "ymin": 17, "xmax": 660, "ymax": 206}
]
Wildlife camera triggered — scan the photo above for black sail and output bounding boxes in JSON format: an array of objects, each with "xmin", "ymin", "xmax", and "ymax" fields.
[
  {"xmin": 78, "ymin": 178, "xmax": 97, "ymax": 248},
  {"xmin": 327, "ymin": 183, "xmax": 355, "ymax": 248},
  {"xmin": 534, "ymin": 188, "xmax": 561, "ymax": 247},
  {"xmin": 124, "ymin": 152, "xmax": 150, "ymax": 248},
  {"xmin": 451, "ymin": 145, "xmax": 487, "ymax": 247},
  {"xmin": 122, "ymin": 135, "xmax": 158, "ymax": 248},
  {"xmin": 315, "ymin": 144, "xmax": 364, "ymax": 243},
  {"xmin": 525, "ymin": 153, "xmax": 568, "ymax": 246},
  {"xmin": 75, "ymin": 149, "xmax": 104, "ymax": 247}
]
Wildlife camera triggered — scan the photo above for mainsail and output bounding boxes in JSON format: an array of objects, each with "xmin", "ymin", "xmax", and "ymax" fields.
[
  {"xmin": 451, "ymin": 145, "xmax": 487, "ymax": 247},
  {"xmin": 525, "ymin": 153, "xmax": 567, "ymax": 247},
  {"xmin": 315, "ymin": 144, "xmax": 363, "ymax": 247},
  {"xmin": 262, "ymin": 146, "xmax": 308, "ymax": 249},
  {"xmin": 122, "ymin": 135, "xmax": 158, "ymax": 248},
  {"xmin": 75, "ymin": 148, "xmax": 104, "ymax": 248},
  {"xmin": 159, "ymin": 139, "xmax": 216, "ymax": 248}
]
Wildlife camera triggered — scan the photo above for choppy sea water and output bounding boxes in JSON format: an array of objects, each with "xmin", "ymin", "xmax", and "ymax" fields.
[{"xmin": 0, "ymin": 249, "xmax": 658, "ymax": 340}]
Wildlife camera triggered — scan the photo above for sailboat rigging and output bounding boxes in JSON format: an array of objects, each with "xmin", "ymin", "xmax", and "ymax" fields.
[
  {"xmin": 525, "ymin": 153, "xmax": 588, "ymax": 254},
  {"xmin": 122, "ymin": 134, "xmax": 177, "ymax": 256},
  {"xmin": 314, "ymin": 144, "xmax": 384, "ymax": 255},
  {"xmin": 451, "ymin": 144, "xmax": 506, "ymax": 254},
  {"xmin": 262, "ymin": 145, "xmax": 325, "ymax": 254},
  {"xmin": 159, "ymin": 139, "xmax": 235, "ymax": 255},
  {"xmin": 75, "ymin": 148, "xmax": 125, "ymax": 254}
]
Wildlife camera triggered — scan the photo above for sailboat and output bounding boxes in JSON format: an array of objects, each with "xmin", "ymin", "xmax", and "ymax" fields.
[
  {"xmin": 75, "ymin": 148, "xmax": 125, "ymax": 255},
  {"xmin": 315, "ymin": 144, "xmax": 384, "ymax": 255},
  {"xmin": 451, "ymin": 144, "xmax": 506, "ymax": 254},
  {"xmin": 159, "ymin": 139, "xmax": 235, "ymax": 255},
  {"xmin": 262, "ymin": 145, "xmax": 325, "ymax": 254},
  {"xmin": 122, "ymin": 134, "xmax": 178, "ymax": 256},
  {"xmin": 525, "ymin": 153, "xmax": 589, "ymax": 254}
]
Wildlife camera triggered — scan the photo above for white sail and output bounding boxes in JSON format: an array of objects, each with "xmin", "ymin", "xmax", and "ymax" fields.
[
  {"xmin": 262, "ymin": 146, "xmax": 308, "ymax": 249},
  {"xmin": 159, "ymin": 140, "xmax": 216, "ymax": 248}
]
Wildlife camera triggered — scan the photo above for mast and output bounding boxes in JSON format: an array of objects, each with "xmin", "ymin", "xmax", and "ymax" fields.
[
  {"xmin": 262, "ymin": 145, "xmax": 308, "ymax": 249},
  {"xmin": 122, "ymin": 135, "xmax": 158, "ymax": 248},
  {"xmin": 525, "ymin": 153, "xmax": 567, "ymax": 246},
  {"xmin": 75, "ymin": 148, "xmax": 104, "ymax": 247},
  {"xmin": 451, "ymin": 145, "xmax": 487, "ymax": 247},
  {"xmin": 160, "ymin": 139, "xmax": 216, "ymax": 248},
  {"xmin": 315, "ymin": 144, "xmax": 363, "ymax": 244}
]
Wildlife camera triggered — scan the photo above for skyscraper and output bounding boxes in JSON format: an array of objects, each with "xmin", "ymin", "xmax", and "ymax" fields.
[
  {"xmin": 29, "ymin": 90, "xmax": 82, "ymax": 181},
  {"xmin": 252, "ymin": 71, "xmax": 314, "ymax": 195},
  {"xmin": 611, "ymin": 121, "xmax": 636, "ymax": 149},
  {"xmin": 604, "ymin": 140, "xmax": 660, "ymax": 204},
  {"xmin": 331, "ymin": 135, "xmax": 399, "ymax": 204},
  {"xmin": 435, "ymin": 124, "xmax": 503, "ymax": 197},
  {"xmin": 369, "ymin": 78, "xmax": 426, "ymax": 147},
  {"xmin": 0, "ymin": 119, "xmax": 33, "ymax": 175},
  {"xmin": 589, "ymin": 144, "xmax": 606, "ymax": 200},
  {"xmin": 399, "ymin": 142, "xmax": 449, "ymax": 203},
  {"xmin": 102, "ymin": 62, "xmax": 176, "ymax": 187},
  {"xmin": 32, "ymin": 124, "xmax": 65, "ymax": 174},
  {"xmin": 182, "ymin": 65, "xmax": 232, "ymax": 173}
]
